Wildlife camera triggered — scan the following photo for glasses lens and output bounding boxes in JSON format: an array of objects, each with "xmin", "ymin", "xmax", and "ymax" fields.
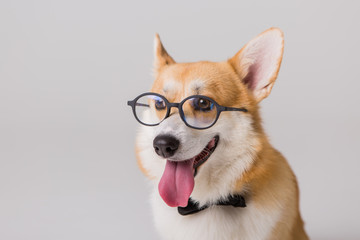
[
  {"xmin": 182, "ymin": 97, "xmax": 218, "ymax": 129},
  {"xmin": 134, "ymin": 94, "xmax": 168, "ymax": 125}
]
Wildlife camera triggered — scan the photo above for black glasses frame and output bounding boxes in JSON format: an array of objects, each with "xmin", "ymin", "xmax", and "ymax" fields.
[{"xmin": 127, "ymin": 92, "xmax": 248, "ymax": 130}]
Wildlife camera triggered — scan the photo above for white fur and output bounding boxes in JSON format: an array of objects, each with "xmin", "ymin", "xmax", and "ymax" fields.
[
  {"xmin": 186, "ymin": 79, "xmax": 205, "ymax": 95},
  {"xmin": 163, "ymin": 79, "xmax": 182, "ymax": 95},
  {"xmin": 151, "ymin": 189, "xmax": 281, "ymax": 240}
]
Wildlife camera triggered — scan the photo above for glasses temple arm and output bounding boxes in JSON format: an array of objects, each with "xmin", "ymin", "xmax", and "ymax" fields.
[
  {"xmin": 223, "ymin": 106, "xmax": 248, "ymax": 112},
  {"xmin": 135, "ymin": 103, "xmax": 150, "ymax": 107},
  {"xmin": 127, "ymin": 100, "xmax": 150, "ymax": 108}
]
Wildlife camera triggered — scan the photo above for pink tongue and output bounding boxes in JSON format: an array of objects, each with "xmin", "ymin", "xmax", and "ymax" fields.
[{"xmin": 158, "ymin": 159, "xmax": 195, "ymax": 207}]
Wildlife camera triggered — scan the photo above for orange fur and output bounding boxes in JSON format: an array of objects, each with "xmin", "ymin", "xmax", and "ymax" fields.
[{"xmin": 135, "ymin": 143, "xmax": 155, "ymax": 179}]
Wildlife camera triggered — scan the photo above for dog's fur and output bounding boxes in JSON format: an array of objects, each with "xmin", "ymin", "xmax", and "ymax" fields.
[{"xmin": 134, "ymin": 28, "xmax": 309, "ymax": 240}]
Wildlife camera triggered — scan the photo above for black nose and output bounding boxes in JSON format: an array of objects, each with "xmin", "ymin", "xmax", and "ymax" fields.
[{"xmin": 153, "ymin": 135, "xmax": 180, "ymax": 158}]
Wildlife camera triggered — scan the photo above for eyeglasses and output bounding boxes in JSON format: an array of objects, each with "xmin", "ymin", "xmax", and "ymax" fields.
[{"xmin": 127, "ymin": 92, "xmax": 248, "ymax": 130}]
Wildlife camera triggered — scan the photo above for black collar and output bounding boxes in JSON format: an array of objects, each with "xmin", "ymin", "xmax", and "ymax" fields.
[{"xmin": 178, "ymin": 195, "xmax": 246, "ymax": 216}]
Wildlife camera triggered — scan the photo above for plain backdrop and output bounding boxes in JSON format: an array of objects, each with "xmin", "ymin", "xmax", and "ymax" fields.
[{"xmin": 1, "ymin": 0, "xmax": 359, "ymax": 239}]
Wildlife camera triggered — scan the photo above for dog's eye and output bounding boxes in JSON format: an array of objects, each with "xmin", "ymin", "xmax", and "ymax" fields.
[
  {"xmin": 193, "ymin": 98, "xmax": 214, "ymax": 112},
  {"xmin": 155, "ymin": 99, "xmax": 166, "ymax": 110}
]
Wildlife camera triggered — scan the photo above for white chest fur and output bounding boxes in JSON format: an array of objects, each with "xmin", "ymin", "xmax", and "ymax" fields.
[{"xmin": 151, "ymin": 189, "xmax": 281, "ymax": 240}]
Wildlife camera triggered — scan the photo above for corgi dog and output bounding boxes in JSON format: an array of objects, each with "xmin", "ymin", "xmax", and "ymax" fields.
[{"xmin": 128, "ymin": 28, "xmax": 309, "ymax": 240}]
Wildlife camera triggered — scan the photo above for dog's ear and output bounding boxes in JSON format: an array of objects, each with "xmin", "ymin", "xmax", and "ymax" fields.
[
  {"xmin": 229, "ymin": 28, "xmax": 284, "ymax": 102},
  {"xmin": 154, "ymin": 34, "xmax": 175, "ymax": 72}
]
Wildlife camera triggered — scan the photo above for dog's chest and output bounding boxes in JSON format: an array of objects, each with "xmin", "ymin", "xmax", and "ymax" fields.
[{"xmin": 151, "ymin": 191, "xmax": 280, "ymax": 240}]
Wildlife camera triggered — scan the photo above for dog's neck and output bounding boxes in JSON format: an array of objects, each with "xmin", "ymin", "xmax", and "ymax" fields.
[{"xmin": 178, "ymin": 195, "xmax": 246, "ymax": 216}]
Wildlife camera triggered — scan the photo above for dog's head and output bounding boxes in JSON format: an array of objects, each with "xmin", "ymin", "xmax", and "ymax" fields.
[{"xmin": 133, "ymin": 28, "xmax": 284, "ymax": 207}]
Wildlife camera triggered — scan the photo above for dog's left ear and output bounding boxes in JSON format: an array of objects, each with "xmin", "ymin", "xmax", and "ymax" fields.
[
  {"xmin": 154, "ymin": 34, "xmax": 176, "ymax": 72},
  {"xmin": 229, "ymin": 28, "xmax": 284, "ymax": 102}
]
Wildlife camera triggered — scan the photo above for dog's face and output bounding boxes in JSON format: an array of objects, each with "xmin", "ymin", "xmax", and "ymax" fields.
[{"xmin": 134, "ymin": 28, "xmax": 284, "ymax": 207}]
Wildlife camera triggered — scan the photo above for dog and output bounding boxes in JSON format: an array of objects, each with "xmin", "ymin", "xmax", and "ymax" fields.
[{"xmin": 128, "ymin": 28, "xmax": 309, "ymax": 240}]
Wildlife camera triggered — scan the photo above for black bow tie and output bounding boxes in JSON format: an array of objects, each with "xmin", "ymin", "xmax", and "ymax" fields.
[{"xmin": 178, "ymin": 195, "xmax": 246, "ymax": 216}]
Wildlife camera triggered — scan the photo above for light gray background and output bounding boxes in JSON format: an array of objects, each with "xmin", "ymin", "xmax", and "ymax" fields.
[{"xmin": 1, "ymin": 0, "xmax": 359, "ymax": 239}]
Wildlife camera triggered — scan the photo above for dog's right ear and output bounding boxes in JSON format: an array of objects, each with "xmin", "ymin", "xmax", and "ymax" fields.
[
  {"xmin": 154, "ymin": 34, "xmax": 176, "ymax": 72},
  {"xmin": 229, "ymin": 28, "xmax": 284, "ymax": 102}
]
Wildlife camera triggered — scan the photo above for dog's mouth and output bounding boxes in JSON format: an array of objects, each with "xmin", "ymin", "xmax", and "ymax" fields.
[
  {"xmin": 158, "ymin": 136, "xmax": 219, "ymax": 208},
  {"xmin": 193, "ymin": 135, "xmax": 219, "ymax": 176}
]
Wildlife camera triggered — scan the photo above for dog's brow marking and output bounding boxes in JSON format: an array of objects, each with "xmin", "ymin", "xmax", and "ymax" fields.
[
  {"xmin": 188, "ymin": 79, "xmax": 205, "ymax": 95},
  {"xmin": 163, "ymin": 80, "xmax": 181, "ymax": 95}
]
